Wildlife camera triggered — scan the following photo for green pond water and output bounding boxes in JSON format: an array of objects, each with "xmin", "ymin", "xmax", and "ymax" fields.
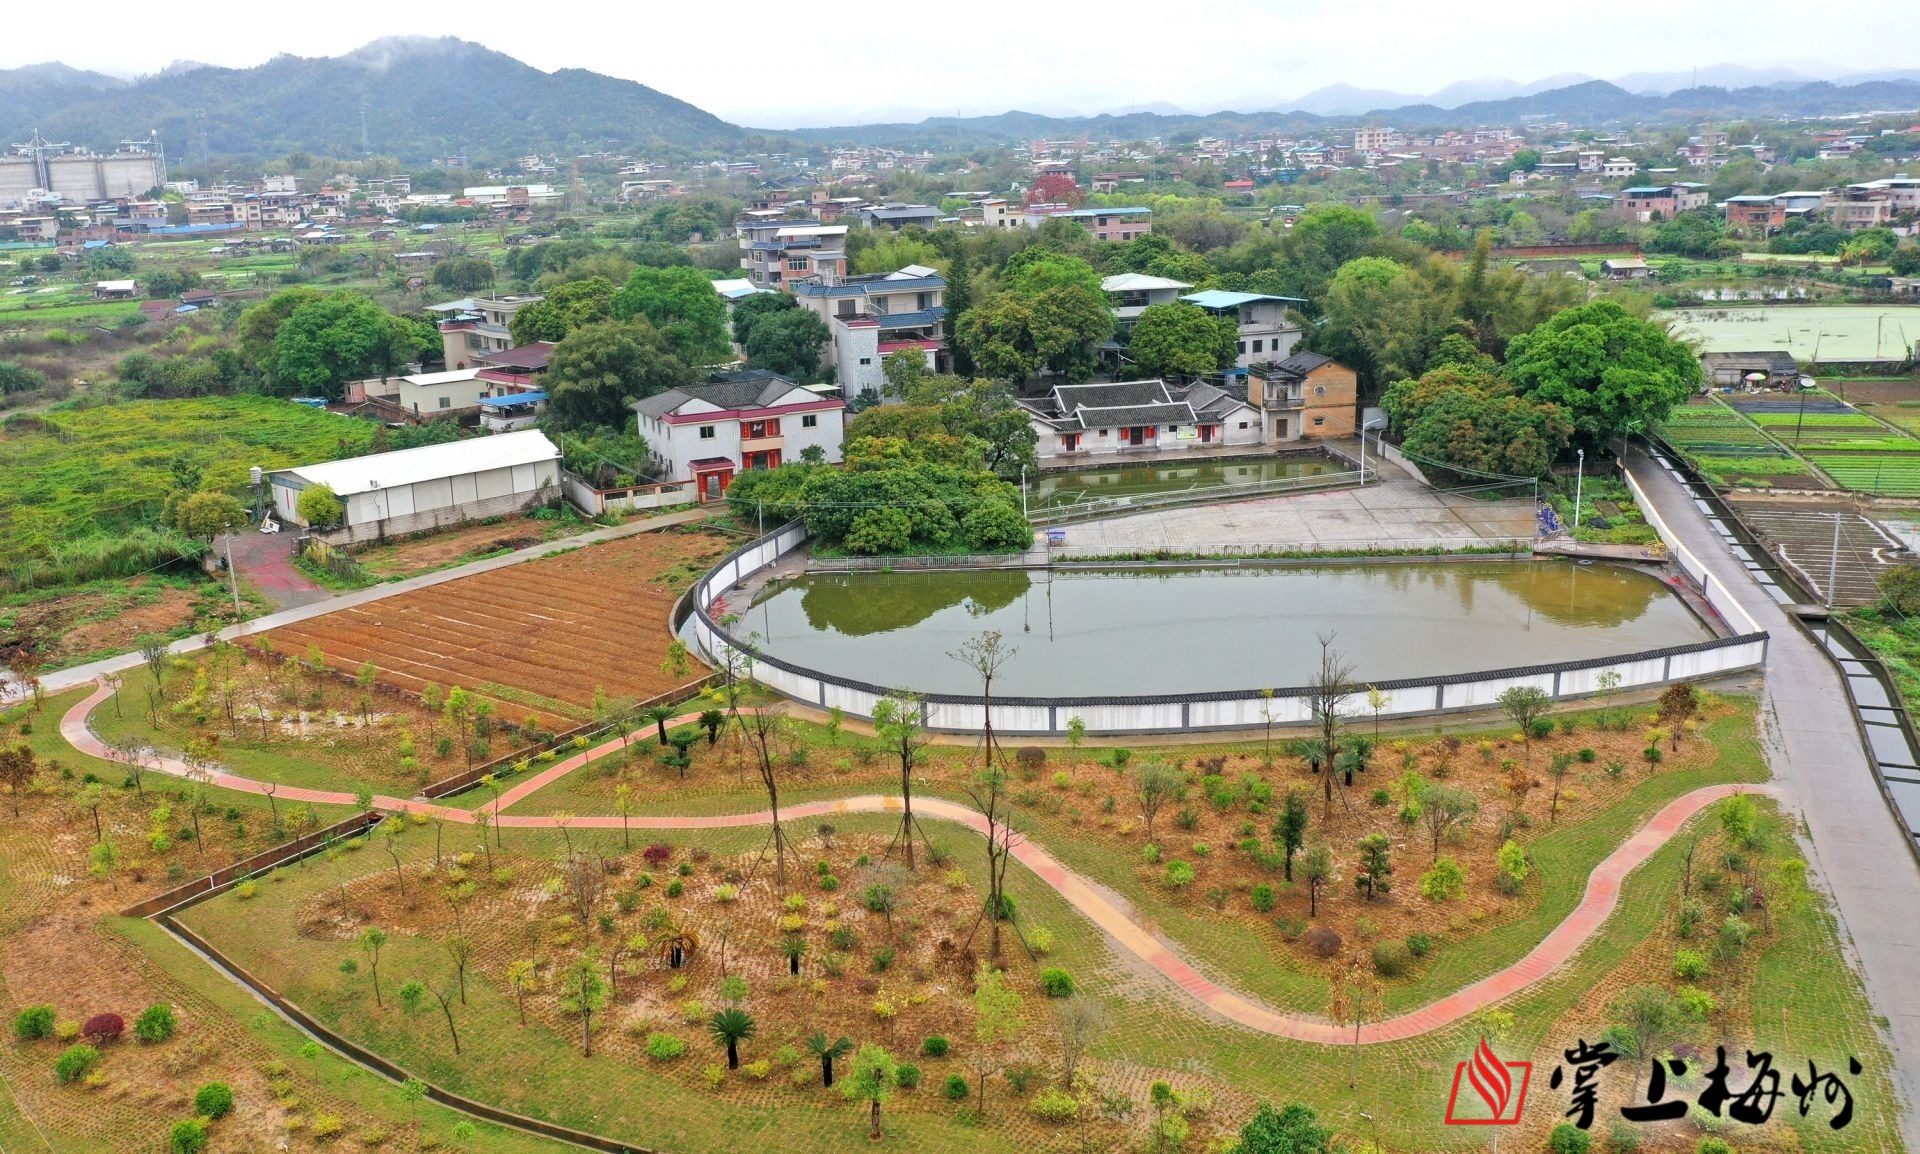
[
  {"xmin": 1029, "ymin": 452, "xmax": 1342, "ymax": 511},
  {"xmin": 741, "ymin": 561, "xmax": 1709, "ymax": 697}
]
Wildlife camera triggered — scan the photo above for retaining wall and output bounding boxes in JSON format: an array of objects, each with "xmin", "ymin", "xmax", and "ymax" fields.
[{"xmin": 687, "ymin": 521, "xmax": 1768, "ymax": 736}]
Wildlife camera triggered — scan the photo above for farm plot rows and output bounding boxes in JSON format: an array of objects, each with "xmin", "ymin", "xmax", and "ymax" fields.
[
  {"xmin": 1801, "ymin": 453, "xmax": 1920, "ymax": 497},
  {"xmin": 259, "ymin": 530, "xmax": 731, "ymax": 728}
]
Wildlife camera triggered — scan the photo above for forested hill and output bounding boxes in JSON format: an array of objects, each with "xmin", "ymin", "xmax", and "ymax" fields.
[
  {"xmin": 782, "ymin": 78, "xmax": 1920, "ymax": 149},
  {"xmin": 0, "ymin": 37, "xmax": 746, "ymax": 165}
]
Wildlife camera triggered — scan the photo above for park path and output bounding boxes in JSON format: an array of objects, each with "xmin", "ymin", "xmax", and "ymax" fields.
[{"xmin": 63, "ymin": 681, "xmax": 1757, "ymax": 1046}]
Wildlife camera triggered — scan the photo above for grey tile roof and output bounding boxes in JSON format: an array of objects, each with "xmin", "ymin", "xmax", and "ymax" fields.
[
  {"xmin": 633, "ymin": 374, "xmax": 802, "ymax": 417},
  {"xmin": 1072, "ymin": 401, "xmax": 1198, "ymax": 428}
]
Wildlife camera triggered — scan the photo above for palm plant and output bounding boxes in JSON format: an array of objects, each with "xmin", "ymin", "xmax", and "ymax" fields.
[
  {"xmin": 708, "ymin": 1008, "xmax": 756, "ymax": 1070},
  {"xmin": 805, "ymin": 1032, "xmax": 854, "ymax": 1087},
  {"xmin": 643, "ymin": 703, "xmax": 677, "ymax": 746}
]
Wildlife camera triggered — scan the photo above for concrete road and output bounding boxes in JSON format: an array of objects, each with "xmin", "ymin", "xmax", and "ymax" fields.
[
  {"xmin": 1052, "ymin": 471, "xmax": 1536, "ymax": 556},
  {"xmin": 1630, "ymin": 445, "xmax": 1920, "ymax": 1148}
]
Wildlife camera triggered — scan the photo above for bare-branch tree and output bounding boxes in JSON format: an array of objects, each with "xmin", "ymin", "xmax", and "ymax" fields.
[
  {"xmin": 737, "ymin": 701, "xmax": 793, "ymax": 894},
  {"xmin": 872, "ymin": 690, "xmax": 930, "ymax": 869},
  {"xmin": 1307, "ymin": 632, "xmax": 1357, "ymax": 818}
]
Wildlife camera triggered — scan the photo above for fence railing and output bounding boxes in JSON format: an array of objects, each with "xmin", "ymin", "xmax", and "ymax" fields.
[
  {"xmin": 119, "ymin": 811, "xmax": 382, "ymax": 920},
  {"xmin": 688, "ymin": 521, "xmax": 1767, "ymax": 736},
  {"xmin": 1052, "ymin": 536, "xmax": 1531, "ymax": 561}
]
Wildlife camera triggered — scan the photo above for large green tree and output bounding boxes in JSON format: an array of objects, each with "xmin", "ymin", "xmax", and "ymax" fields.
[
  {"xmin": 271, "ymin": 292, "xmax": 429, "ymax": 399},
  {"xmin": 742, "ymin": 308, "xmax": 830, "ymax": 381},
  {"xmin": 610, "ymin": 266, "xmax": 730, "ymax": 365},
  {"xmin": 509, "ymin": 276, "xmax": 616, "ymax": 344},
  {"xmin": 544, "ymin": 320, "xmax": 696, "ymax": 431},
  {"xmin": 1126, "ymin": 302, "xmax": 1237, "ymax": 379},
  {"xmin": 955, "ymin": 295, "xmax": 1042, "ymax": 383},
  {"xmin": 1503, "ymin": 300, "xmax": 1701, "ymax": 448},
  {"xmin": 729, "ymin": 292, "xmax": 797, "ymax": 346},
  {"xmin": 1227, "ymin": 1102, "xmax": 1335, "ymax": 1154},
  {"xmin": 1400, "ymin": 382, "xmax": 1573, "ymax": 478}
]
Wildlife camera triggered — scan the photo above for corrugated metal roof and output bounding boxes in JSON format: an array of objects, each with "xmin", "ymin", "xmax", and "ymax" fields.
[
  {"xmin": 275, "ymin": 430, "xmax": 559, "ymax": 497},
  {"xmin": 1182, "ymin": 290, "xmax": 1307, "ymax": 309},
  {"xmin": 1101, "ymin": 273, "xmax": 1194, "ymax": 293}
]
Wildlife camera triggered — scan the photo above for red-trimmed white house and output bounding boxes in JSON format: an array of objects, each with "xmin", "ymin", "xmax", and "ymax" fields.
[{"xmin": 633, "ymin": 371, "xmax": 846, "ymax": 503}]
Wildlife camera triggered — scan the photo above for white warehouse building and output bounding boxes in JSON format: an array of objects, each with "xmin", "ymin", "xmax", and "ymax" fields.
[{"xmin": 269, "ymin": 429, "xmax": 563, "ymax": 544}]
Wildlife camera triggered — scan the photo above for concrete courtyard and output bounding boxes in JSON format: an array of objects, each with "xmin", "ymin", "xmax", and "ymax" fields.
[{"xmin": 1050, "ymin": 469, "xmax": 1537, "ymax": 556}]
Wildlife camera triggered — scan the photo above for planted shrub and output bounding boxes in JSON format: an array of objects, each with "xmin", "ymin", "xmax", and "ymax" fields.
[
  {"xmin": 921, "ymin": 1035, "xmax": 950, "ymax": 1058},
  {"xmin": 14, "ymin": 1005, "xmax": 55, "ymax": 1041},
  {"xmin": 193, "ymin": 1082, "xmax": 234, "ymax": 1119},
  {"xmin": 1674, "ymin": 949, "xmax": 1711, "ymax": 981},
  {"xmin": 1250, "ymin": 884, "xmax": 1275, "ymax": 913},
  {"xmin": 1039, "ymin": 968, "xmax": 1076, "ymax": 997},
  {"xmin": 81, "ymin": 1013, "xmax": 125, "ymax": 1045},
  {"xmin": 1548, "ymin": 1122, "xmax": 1592, "ymax": 1154},
  {"xmin": 1304, "ymin": 926, "xmax": 1343, "ymax": 958},
  {"xmin": 646, "ymin": 1033, "xmax": 687, "ymax": 1060},
  {"xmin": 54, "ymin": 1043, "xmax": 99, "ymax": 1083},
  {"xmin": 169, "ymin": 1118, "xmax": 209, "ymax": 1154},
  {"xmin": 1164, "ymin": 861, "xmax": 1195, "ymax": 888},
  {"xmin": 944, "ymin": 1073, "xmax": 970, "ymax": 1101},
  {"xmin": 1032, "ymin": 1087, "xmax": 1081, "ymax": 1122},
  {"xmin": 1371, "ymin": 940, "xmax": 1412, "ymax": 978},
  {"xmin": 1406, "ymin": 932, "xmax": 1433, "ymax": 957},
  {"xmin": 896, "ymin": 1062, "xmax": 922, "ymax": 1089},
  {"xmin": 134, "ymin": 1004, "xmax": 178, "ymax": 1044}
]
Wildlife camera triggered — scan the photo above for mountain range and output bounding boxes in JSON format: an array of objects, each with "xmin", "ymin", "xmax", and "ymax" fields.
[{"xmin": 1, "ymin": 39, "xmax": 1917, "ymax": 166}]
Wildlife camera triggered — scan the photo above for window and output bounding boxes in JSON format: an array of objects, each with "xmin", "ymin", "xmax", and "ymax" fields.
[
  {"xmin": 1237, "ymin": 421, "xmax": 1249, "ymax": 429},
  {"xmin": 1166, "ymin": 425, "xmax": 1178, "ymax": 433},
  {"xmin": 699, "ymin": 425, "xmax": 715, "ymax": 439},
  {"xmin": 1313, "ymin": 416, "xmax": 1326, "ymax": 426},
  {"xmin": 788, "ymin": 257, "xmax": 808, "ymax": 271},
  {"xmin": 1252, "ymin": 340, "xmax": 1264, "ymax": 353},
  {"xmin": 802, "ymin": 414, "xmax": 818, "ymax": 428},
  {"xmin": 438, "ymin": 396, "xmax": 451, "ymax": 409},
  {"xmin": 1238, "ymin": 341, "xmax": 1247, "ymax": 354},
  {"xmin": 1098, "ymin": 428, "xmax": 1109, "ymax": 437},
  {"xmin": 858, "ymin": 357, "xmax": 871, "ymax": 366},
  {"xmin": 1315, "ymin": 385, "xmax": 1327, "ymax": 396}
]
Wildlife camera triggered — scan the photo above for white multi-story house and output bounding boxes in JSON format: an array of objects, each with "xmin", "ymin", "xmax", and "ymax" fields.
[
  {"xmin": 1180, "ymin": 290, "xmax": 1306, "ymax": 367},
  {"xmin": 633, "ymin": 371, "xmax": 846, "ymax": 503},
  {"xmin": 791, "ymin": 267, "xmax": 947, "ymax": 398},
  {"xmin": 1101, "ymin": 273, "xmax": 1193, "ymax": 331}
]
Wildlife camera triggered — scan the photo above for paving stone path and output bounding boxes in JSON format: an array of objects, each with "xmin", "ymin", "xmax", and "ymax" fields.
[{"xmin": 64, "ymin": 680, "xmax": 1759, "ymax": 1044}]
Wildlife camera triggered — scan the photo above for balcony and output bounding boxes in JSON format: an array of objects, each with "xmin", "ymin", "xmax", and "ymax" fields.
[{"xmin": 740, "ymin": 434, "xmax": 785, "ymax": 455}]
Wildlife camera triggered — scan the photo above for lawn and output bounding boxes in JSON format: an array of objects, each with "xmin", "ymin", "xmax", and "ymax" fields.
[{"xmin": 0, "ymin": 394, "xmax": 374, "ymax": 569}]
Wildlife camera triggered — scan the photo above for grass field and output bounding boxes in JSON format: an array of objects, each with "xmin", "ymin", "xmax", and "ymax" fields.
[
  {"xmin": 0, "ymin": 395, "xmax": 374, "ymax": 568},
  {"xmin": 1660, "ymin": 305, "xmax": 1920, "ymax": 364},
  {"xmin": 165, "ymin": 705, "xmax": 1899, "ymax": 1154}
]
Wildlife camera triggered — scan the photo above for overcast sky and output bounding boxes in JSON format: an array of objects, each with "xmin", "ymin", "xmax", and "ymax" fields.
[{"xmin": 4, "ymin": 0, "xmax": 1915, "ymax": 128}]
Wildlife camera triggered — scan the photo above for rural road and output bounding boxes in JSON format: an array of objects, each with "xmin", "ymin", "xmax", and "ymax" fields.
[
  {"xmin": 63, "ymin": 681, "xmax": 1758, "ymax": 1045},
  {"xmin": 23, "ymin": 505, "xmax": 718, "ymax": 699},
  {"xmin": 1629, "ymin": 444, "xmax": 1920, "ymax": 1150}
]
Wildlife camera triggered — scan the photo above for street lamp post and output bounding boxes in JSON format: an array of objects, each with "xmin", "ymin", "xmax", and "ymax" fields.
[
  {"xmin": 1573, "ymin": 448, "xmax": 1585, "ymax": 534},
  {"xmin": 1020, "ymin": 464, "xmax": 1028, "ymax": 519},
  {"xmin": 1359, "ymin": 418, "xmax": 1385, "ymax": 482},
  {"xmin": 223, "ymin": 528, "xmax": 241, "ymax": 616}
]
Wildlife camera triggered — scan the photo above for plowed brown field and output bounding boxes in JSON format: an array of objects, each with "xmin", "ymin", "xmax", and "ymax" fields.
[{"xmin": 258, "ymin": 530, "xmax": 731, "ymax": 730}]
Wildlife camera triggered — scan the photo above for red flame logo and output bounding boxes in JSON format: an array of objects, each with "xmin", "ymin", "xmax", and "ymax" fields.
[
  {"xmin": 1445, "ymin": 1034, "xmax": 1529, "ymax": 1124},
  {"xmin": 1466, "ymin": 1036, "xmax": 1513, "ymax": 1119}
]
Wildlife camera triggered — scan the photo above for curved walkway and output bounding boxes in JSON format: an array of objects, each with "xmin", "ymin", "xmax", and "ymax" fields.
[{"xmin": 64, "ymin": 681, "xmax": 1759, "ymax": 1045}]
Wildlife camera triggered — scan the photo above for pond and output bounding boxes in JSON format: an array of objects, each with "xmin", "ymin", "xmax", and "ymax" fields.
[
  {"xmin": 1029, "ymin": 451, "xmax": 1344, "ymax": 512},
  {"xmin": 739, "ymin": 560, "xmax": 1712, "ymax": 697}
]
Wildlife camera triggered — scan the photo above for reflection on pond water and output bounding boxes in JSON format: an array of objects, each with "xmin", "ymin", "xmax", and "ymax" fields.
[
  {"xmin": 743, "ymin": 561, "xmax": 1708, "ymax": 697},
  {"xmin": 1030, "ymin": 453, "xmax": 1342, "ymax": 510}
]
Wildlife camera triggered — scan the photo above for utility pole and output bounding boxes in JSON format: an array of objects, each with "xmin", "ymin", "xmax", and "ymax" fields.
[
  {"xmin": 1020, "ymin": 464, "xmax": 1027, "ymax": 519},
  {"xmin": 224, "ymin": 528, "xmax": 242, "ymax": 615},
  {"xmin": 1827, "ymin": 512, "xmax": 1841, "ymax": 610}
]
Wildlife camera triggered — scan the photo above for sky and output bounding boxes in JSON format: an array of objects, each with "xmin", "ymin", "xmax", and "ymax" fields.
[{"xmin": 4, "ymin": 0, "xmax": 1917, "ymax": 128}]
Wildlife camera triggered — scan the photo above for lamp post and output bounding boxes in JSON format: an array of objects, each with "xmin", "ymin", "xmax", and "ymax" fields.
[
  {"xmin": 1573, "ymin": 448, "xmax": 1585, "ymax": 534},
  {"xmin": 223, "ymin": 527, "xmax": 241, "ymax": 616},
  {"xmin": 1020, "ymin": 464, "xmax": 1028, "ymax": 519},
  {"xmin": 1359, "ymin": 418, "xmax": 1385, "ymax": 482}
]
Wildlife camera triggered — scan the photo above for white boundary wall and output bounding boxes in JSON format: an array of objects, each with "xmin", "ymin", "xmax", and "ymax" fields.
[{"xmin": 687, "ymin": 521, "xmax": 1768, "ymax": 736}]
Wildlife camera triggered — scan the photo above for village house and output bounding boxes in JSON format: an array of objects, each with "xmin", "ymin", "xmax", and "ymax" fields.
[
  {"xmin": 791, "ymin": 266, "xmax": 947, "ymax": 398},
  {"xmin": 1601, "ymin": 257, "xmax": 1651, "ymax": 280},
  {"xmin": 1239, "ymin": 352, "xmax": 1359, "ymax": 441},
  {"xmin": 1018, "ymin": 379, "xmax": 1264, "ymax": 459},
  {"xmin": 1180, "ymin": 289, "xmax": 1306, "ymax": 367},
  {"xmin": 1723, "ymin": 195, "xmax": 1787, "ymax": 236},
  {"xmin": 633, "ymin": 371, "xmax": 846, "ymax": 503},
  {"xmin": 269, "ymin": 429, "xmax": 563, "ymax": 544},
  {"xmin": 1021, "ymin": 205, "xmax": 1153, "ymax": 241},
  {"xmin": 856, "ymin": 203, "xmax": 943, "ymax": 230},
  {"xmin": 737, "ymin": 217, "xmax": 848, "ymax": 289},
  {"xmin": 1701, "ymin": 350, "xmax": 1801, "ymax": 389},
  {"xmin": 433, "ymin": 295, "xmax": 544, "ymax": 369},
  {"xmin": 1101, "ymin": 273, "xmax": 1193, "ymax": 332},
  {"xmin": 1616, "ymin": 183, "xmax": 1709, "ymax": 222}
]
